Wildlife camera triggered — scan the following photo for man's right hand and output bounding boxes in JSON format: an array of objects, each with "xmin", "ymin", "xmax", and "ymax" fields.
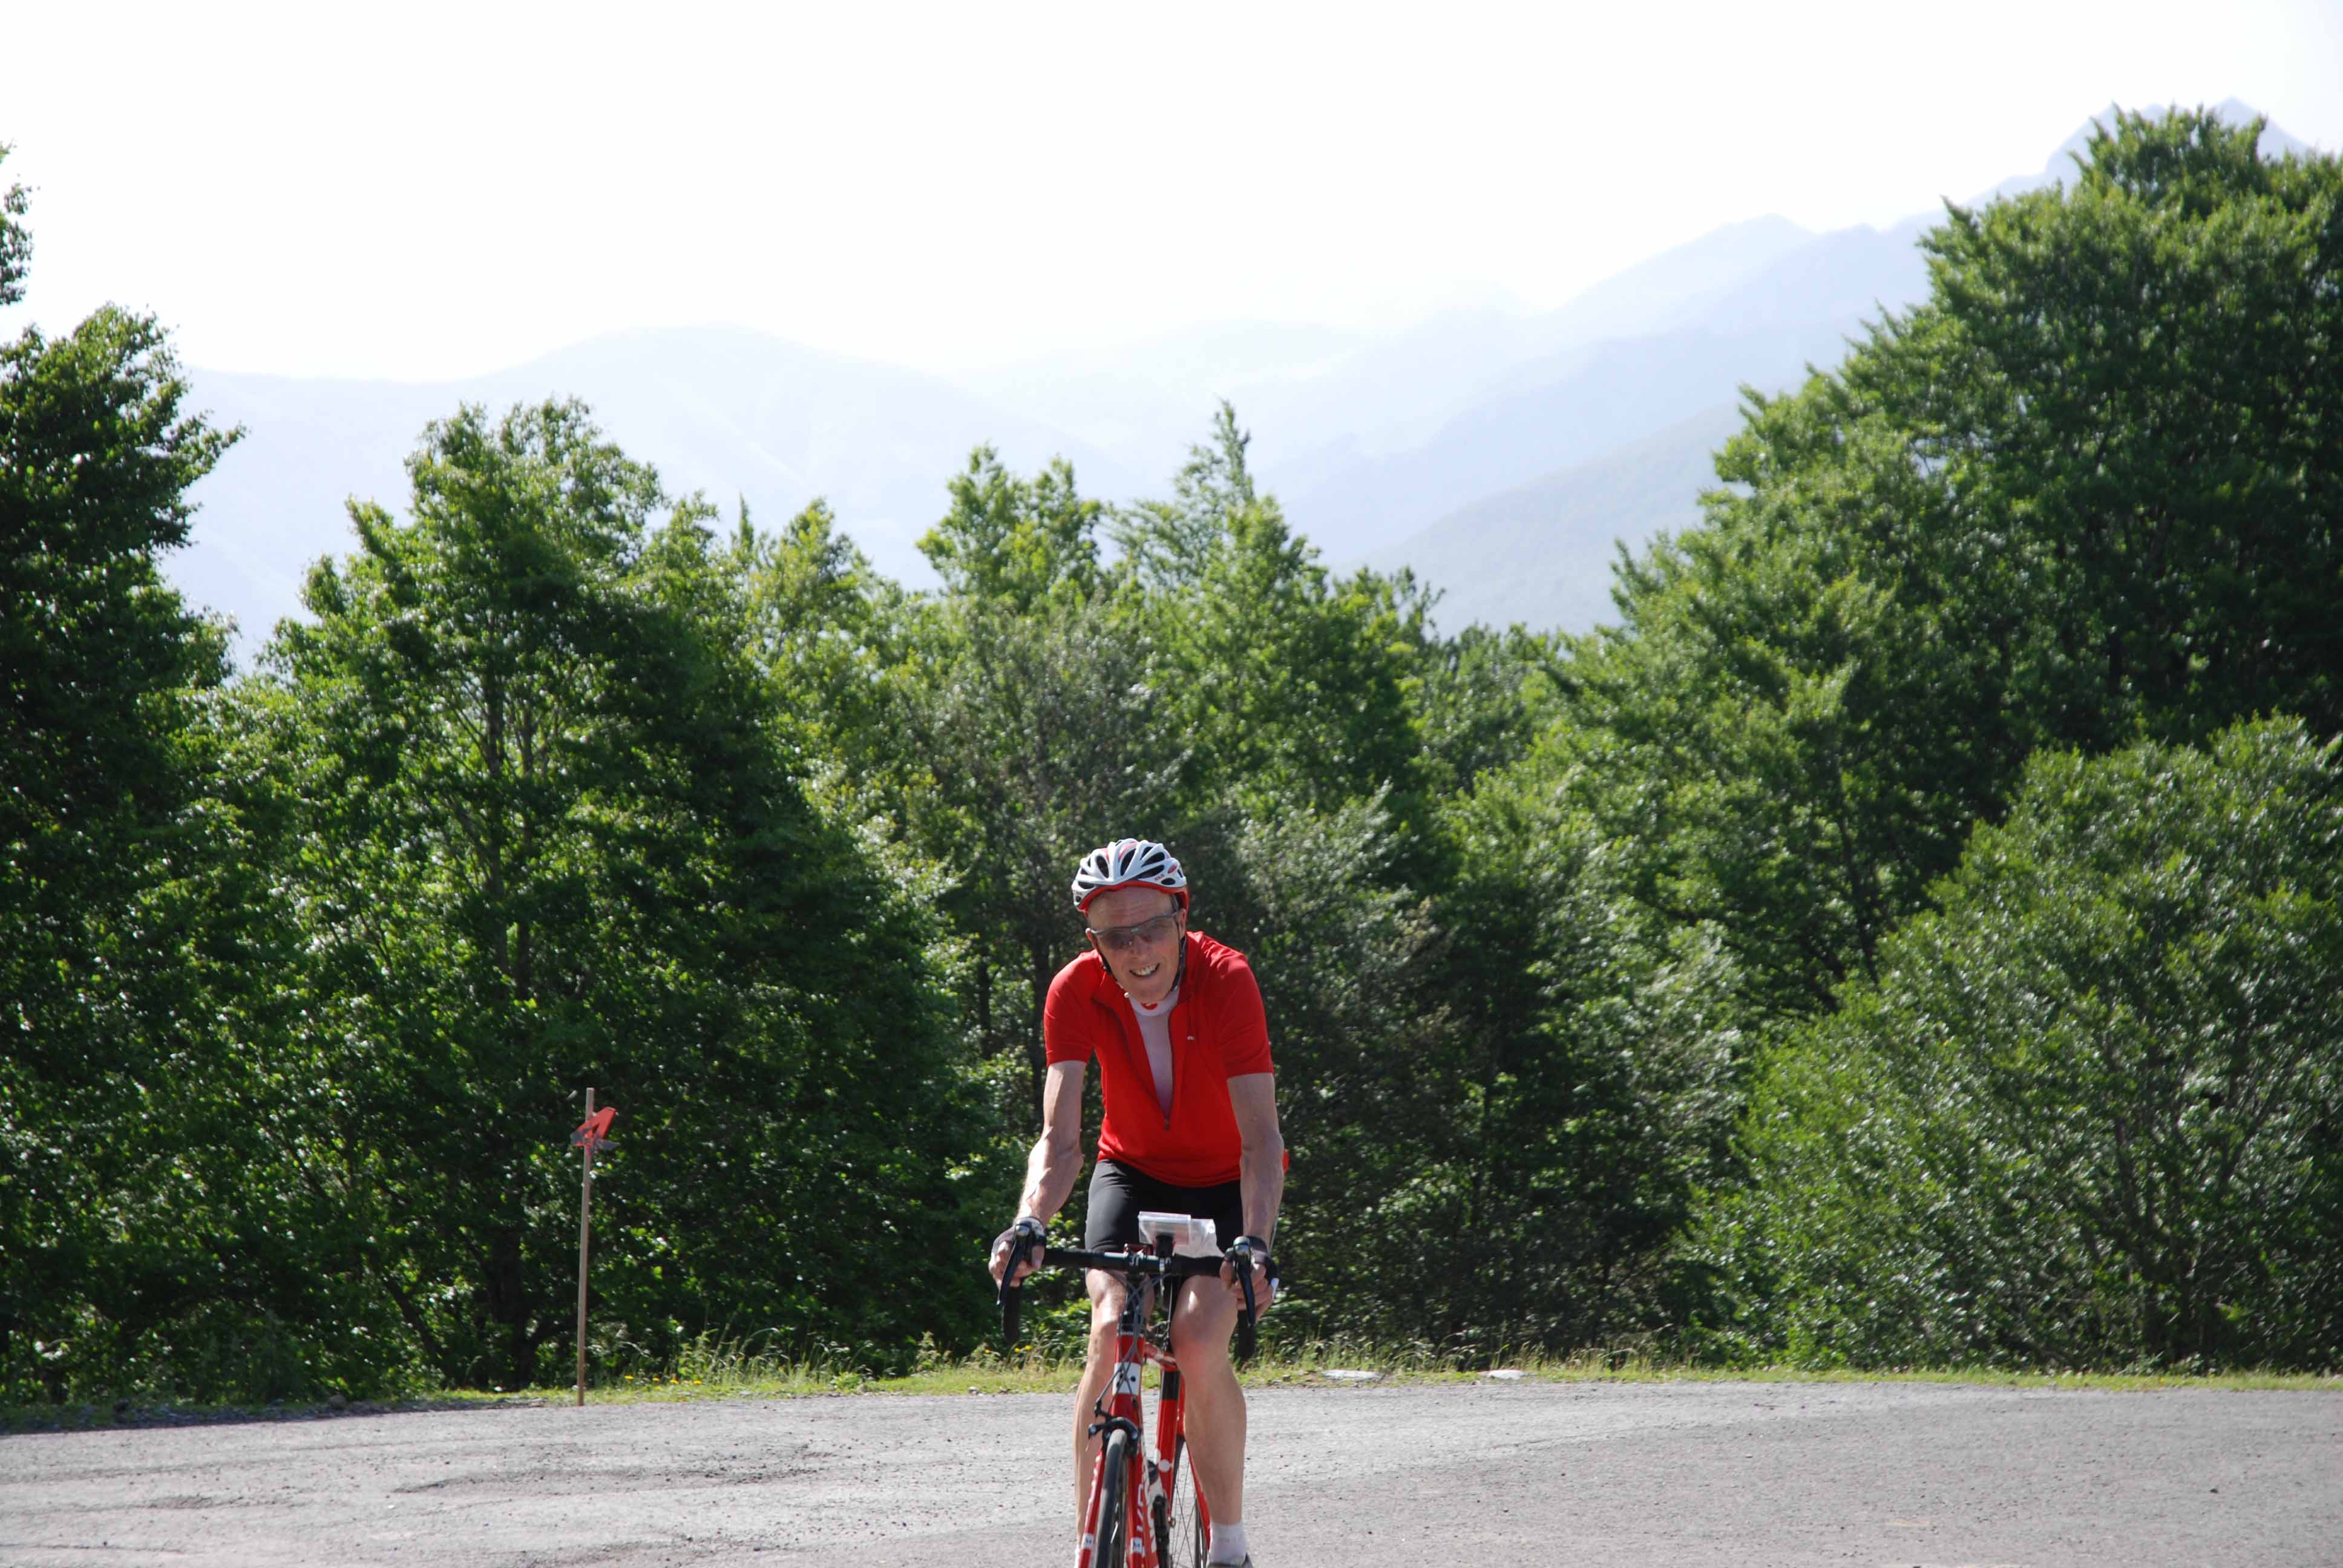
[{"xmin": 988, "ymin": 1216, "xmax": 1046, "ymax": 1285}]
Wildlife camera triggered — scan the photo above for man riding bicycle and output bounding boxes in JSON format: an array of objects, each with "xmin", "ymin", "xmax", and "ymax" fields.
[{"xmin": 990, "ymin": 838, "xmax": 1283, "ymax": 1568}]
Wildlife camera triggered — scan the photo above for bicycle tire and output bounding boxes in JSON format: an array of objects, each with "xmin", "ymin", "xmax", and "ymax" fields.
[
  {"xmin": 1157, "ymin": 1433, "xmax": 1208, "ymax": 1568},
  {"xmin": 1093, "ymin": 1427, "xmax": 1133, "ymax": 1567}
]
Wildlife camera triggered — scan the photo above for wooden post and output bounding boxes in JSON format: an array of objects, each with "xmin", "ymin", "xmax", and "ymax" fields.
[{"xmin": 574, "ymin": 1086, "xmax": 595, "ymax": 1408}]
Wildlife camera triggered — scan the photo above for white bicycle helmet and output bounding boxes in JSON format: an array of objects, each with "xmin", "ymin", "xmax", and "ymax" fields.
[{"xmin": 1071, "ymin": 837, "xmax": 1190, "ymax": 913}]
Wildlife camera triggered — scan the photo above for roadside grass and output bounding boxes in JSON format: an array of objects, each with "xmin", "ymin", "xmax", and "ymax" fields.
[
  {"xmin": 763, "ymin": 1348, "xmax": 2340, "ymax": 1400},
  {"xmin": 335, "ymin": 1345, "xmax": 2343, "ymax": 1403},
  {"xmin": 8, "ymin": 1346, "xmax": 2335, "ymax": 1431}
]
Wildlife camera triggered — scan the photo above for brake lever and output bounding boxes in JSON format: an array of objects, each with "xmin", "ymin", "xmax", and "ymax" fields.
[
  {"xmin": 998, "ymin": 1220, "xmax": 1044, "ymax": 1350},
  {"xmin": 1229, "ymin": 1240, "xmax": 1261, "ymax": 1364}
]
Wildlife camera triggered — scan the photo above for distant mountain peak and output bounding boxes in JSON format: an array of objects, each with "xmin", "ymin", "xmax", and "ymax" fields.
[
  {"xmin": 2049, "ymin": 99, "xmax": 2310, "ymax": 176},
  {"xmin": 1967, "ymin": 100, "xmax": 2314, "ymax": 208}
]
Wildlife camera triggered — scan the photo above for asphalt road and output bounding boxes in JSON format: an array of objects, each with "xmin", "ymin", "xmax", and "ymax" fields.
[{"xmin": 2, "ymin": 1379, "xmax": 2336, "ymax": 1566}]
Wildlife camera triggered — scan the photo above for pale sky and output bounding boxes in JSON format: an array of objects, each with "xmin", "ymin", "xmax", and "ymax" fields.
[{"xmin": 7, "ymin": 0, "xmax": 2339, "ymax": 382}]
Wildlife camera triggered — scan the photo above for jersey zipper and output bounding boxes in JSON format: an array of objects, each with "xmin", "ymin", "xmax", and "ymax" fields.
[{"xmin": 1106, "ymin": 938, "xmax": 1193, "ymax": 1133}]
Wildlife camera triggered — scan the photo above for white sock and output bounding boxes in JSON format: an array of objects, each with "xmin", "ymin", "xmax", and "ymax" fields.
[{"xmin": 1207, "ymin": 1521, "xmax": 1250, "ymax": 1565}]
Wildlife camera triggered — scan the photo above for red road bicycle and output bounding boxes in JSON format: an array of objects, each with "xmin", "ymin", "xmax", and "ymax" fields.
[{"xmin": 1000, "ymin": 1227, "xmax": 1262, "ymax": 1568}]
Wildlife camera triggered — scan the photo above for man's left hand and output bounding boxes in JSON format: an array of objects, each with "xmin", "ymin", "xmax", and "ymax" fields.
[{"xmin": 1221, "ymin": 1239, "xmax": 1274, "ymax": 1315}]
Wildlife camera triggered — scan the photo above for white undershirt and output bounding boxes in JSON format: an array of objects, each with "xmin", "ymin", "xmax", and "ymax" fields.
[{"xmin": 1132, "ymin": 984, "xmax": 1180, "ymax": 1117}]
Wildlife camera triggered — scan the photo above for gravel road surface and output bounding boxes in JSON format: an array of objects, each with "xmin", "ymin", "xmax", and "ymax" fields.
[{"xmin": 2, "ymin": 1379, "xmax": 2336, "ymax": 1566}]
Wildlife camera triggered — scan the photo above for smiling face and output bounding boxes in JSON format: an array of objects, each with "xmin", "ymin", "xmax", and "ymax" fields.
[{"xmin": 1085, "ymin": 886, "xmax": 1187, "ymax": 1007}]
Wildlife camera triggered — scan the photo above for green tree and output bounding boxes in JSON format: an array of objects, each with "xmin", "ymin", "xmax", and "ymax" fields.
[
  {"xmin": 922, "ymin": 446, "xmax": 1101, "ymax": 612},
  {"xmin": 1397, "ymin": 727, "xmax": 1745, "ymax": 1357},
  {"xmin": 1573, "ymin": 441, "xmax": 2005, "ymax": 1014},
  {"xmin": 1896, "ymin": 108, "xmax": 2343, "ymax": 745},
  {"xmin": 1571, "ymin": 106, "xmax": 2343, "ymax": 1024},
  {"xmin": 1, "ymin": 142, "xmax": 28, "ymax": 304},
  {"xmin": 1111, "ymin": 400, "xmax": 1257, "ymax": 593},
  {"xmin": 1103, "ymin": 409, "xmax": 1696, "ymax": 1354},
  {"xmin": 257, "ymin": 400, "xmax": 986, "ymax": 1386},
  {"xmin": 1158, "ymin": 488, "xmax": 1432, "ymax": 829},
  {"xmin": 733, "ymin": 497, "xmax": 905, "ymax": 762},
  {"xmin": 900, "ymin": 452, "xmax": 1176, "ymax": 1119},
  {"xmin": 0, "ymin": 148, "xmax": 267, "ymax": 1399},
  {"xmin": 1702, "ymin": 719, "xmax": 2343, "ymax": 1370},
  {"xmin": 1168, "ymin": 793, "xmax": 1449, "ymax": 1351},
  {"xmin": 1406, "ymin": 622, "xmax": 1564, "ymax": 804}
]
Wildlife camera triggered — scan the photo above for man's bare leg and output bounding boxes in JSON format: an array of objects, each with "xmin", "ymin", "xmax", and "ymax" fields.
[
  {"xmin": 1073, "ymin": 1269, "xmax": 1127, "ymax": 1525},
  {"xmin": 1171, "ymin": 1278, "xmax": 1246, "ymax": 1537}
]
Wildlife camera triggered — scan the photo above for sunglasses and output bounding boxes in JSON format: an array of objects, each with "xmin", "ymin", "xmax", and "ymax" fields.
[{"xmin": 1087, "ymin": 912, "xmax": 1181, "ymax": 955}]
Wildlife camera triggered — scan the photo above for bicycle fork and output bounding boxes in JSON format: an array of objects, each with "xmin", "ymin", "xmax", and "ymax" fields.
[{"xmin": 1083, "ymin": 1387, "xmax": 1144, "ymax": 1568}]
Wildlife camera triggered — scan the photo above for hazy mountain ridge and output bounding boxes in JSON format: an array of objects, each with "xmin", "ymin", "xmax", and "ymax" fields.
[
  {"xmin": 973, "ymin": 214, "xmax": 1822, "ymax": 479},
  {"xmin": 1284, "ymin": 321, "xmax": 1863, "ymax": 563},
  {"xmin": 181, "ymin": 328, "xmax": 1144, "ymax": 648},
  {"xmin": 166, "ymin": 103, "xmax": 2315, "ymax": 654},
  {"xmin": 1366, "ymin": 404, "xmax": 1745, "ymax": 636},
  {"xmin": 1351, "ymin": 100, "xmax": 2315, "ymax": 634}
]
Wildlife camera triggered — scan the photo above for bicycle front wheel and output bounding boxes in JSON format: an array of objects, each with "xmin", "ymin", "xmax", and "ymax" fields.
[
  {"xmin": 1093, "ymin": 1427, "xmax": 1133, "ymax": 1567},
  {"xmin": 1157, "ymin": 1434, "xmax": 1208, "ymax": 1568}
]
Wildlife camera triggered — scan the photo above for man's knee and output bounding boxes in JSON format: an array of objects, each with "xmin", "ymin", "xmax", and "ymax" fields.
[
  {"xmin": 1169, "ymin": 1290, "xmax": 1236, "ymax": 1367},
  {"xmin": 1084, "ymin": 1276, "xmax": 1127, "ymax": 1361}
]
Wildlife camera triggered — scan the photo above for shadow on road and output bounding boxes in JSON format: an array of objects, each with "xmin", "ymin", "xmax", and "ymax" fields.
[{"xmin": 0, "ymin": 1394, "xmax": 548, "ymax": 1439}]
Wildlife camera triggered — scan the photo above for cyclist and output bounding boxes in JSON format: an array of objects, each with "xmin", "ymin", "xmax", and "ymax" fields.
[{"xmin": 989, "ymin": 837, "xmax": 1283, "ymax": 1568}]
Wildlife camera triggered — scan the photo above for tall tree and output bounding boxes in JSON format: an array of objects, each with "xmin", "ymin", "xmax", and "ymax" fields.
[
  {"xmin": 902, "ymin": 451, "xmax": 1175, "ymax": 1117},
  {"xmin": 734, "ymin": 497, "xmax": 905, "ymax": 763},
  {"xmin": 1571, "ymin": 107, "xmax": 2343, "ymax": 1022},
  {"xmin": 0, "ymin": 142, "xmax": 29, "ymax": 304},
  {"xmin": 1898, "ymin": 107, "xmax": 2343, "ymax": 746},
  {"xmin": 0, "ymin": 147, "xmax": 256, "ymax": 1400},
  {"xmin": 1704, "ymin": 719, "xmax": 2343, "ymax": 1370},
  {"xmin": 1138, "ymin": 412, "xmax": 1435, "ymax": 832},
  {"xmin": 1111, "ymin": 400, "xmax": 1257, "ymax": 593},
  {"xmin": 258, "ymin": 400, "xmax": 986, "ymax": 1385}
]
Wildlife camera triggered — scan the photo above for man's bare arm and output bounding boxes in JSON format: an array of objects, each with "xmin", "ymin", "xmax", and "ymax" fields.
[
  {"xmin": 1020, "ymin": 1059, "xmax": 1090, "ymax": 1223},
  {"xmin": 1230, "ymin": 1071, "xmax": 1283, "ymax": 1250},
  {"xmin": 991, "ymin": 1059, "xmax": 1088, "ymax": 1284}
]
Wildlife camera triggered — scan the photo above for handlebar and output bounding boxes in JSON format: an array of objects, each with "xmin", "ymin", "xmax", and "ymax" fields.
[{"xmin": 997, "ymin": 1235, "xmax": 1269, "ymax": 1362}]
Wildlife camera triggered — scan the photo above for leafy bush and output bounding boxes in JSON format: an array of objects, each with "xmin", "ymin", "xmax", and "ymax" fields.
[{"xmin": 1697, "ymin": 719, "xmax": 2343, "ymax": 1369}]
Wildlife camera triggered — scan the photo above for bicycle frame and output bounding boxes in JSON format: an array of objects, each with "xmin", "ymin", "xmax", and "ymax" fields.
[
  {"xmin": 999, "ymin": 1235, "xmax": 1256, "ymax": 1568},
  {"xmin": 1078, "ymin": 1270, "xmax": 1208, "ymax": 1568}
]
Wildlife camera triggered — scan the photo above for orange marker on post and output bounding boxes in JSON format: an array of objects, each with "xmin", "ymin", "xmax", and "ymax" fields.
[{"xmin": 571, "ymin": 1091, "xmax": 616, "ymax": 1406}]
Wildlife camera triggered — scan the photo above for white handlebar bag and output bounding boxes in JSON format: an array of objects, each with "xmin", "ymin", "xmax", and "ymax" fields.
[{"xmin": 1136, "ymin": 1212, "xmax": 1220, "ymax": 1258}]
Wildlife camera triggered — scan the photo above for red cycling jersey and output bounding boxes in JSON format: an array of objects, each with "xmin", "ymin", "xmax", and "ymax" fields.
[{"xmin": 1043, "ymin": 930, "xmax": 1274, "ymax": 1188}]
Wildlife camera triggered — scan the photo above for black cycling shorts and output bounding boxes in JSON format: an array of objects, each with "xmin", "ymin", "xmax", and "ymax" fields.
[{"xmin": 1083, "ymin": 1158, "xmax": 1247, "ymax": 1257}]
